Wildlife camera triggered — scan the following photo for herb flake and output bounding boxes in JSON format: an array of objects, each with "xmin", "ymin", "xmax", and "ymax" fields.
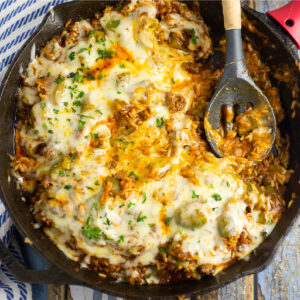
[
  {"xmin": 192, "ymin": 191, "xmax": 199, "ymax": 199},
  {"xmin": 156, "ymin": 117, "xmax": 165, "ymax": 128},
  {"xmin": 212, "ymin": 193, "xmax": 222, "ymax": 201}
]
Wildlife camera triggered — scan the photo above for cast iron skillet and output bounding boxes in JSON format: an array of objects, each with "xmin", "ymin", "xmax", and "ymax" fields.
[{"xmin": 0, "ymin": 1, "xmax": 299, "ymax": 298}]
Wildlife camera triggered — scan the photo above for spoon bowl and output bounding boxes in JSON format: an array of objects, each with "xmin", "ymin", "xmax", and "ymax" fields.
[
  {"xmin": 204, "ymin": 0, "xmax": 277, "ymax": 161},
  {"xmin": 205, "ymin": 76, "xmax": 277, "ymax": 159}
]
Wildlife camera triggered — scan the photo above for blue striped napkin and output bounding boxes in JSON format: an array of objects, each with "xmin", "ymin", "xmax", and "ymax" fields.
[{"xmin": 0, "ymin": 1, "xmax": 111, "ymax": 299}]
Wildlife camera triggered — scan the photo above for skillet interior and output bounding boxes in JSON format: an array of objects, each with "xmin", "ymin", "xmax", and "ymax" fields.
[{"xmin": 0, "ymin": 1, "xmax": 299, "ymax": 298}]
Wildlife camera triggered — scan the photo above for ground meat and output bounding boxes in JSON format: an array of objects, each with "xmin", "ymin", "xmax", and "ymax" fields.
[
  {"xmin": 165, "ymin": 92, "xmax": 186, "ymax": 112},
  {"xmin": 89, "ymin": 256, "xmax": 121, "ymax": 278},
  {"xmin": 181, "ymin": 62, "xmax": 205, "ymax": 74},
  {"xmin": 198, "ymin": 264, "xmax": 216, "ymax": 275},
  {"xmin": 66, "ymin": 236, "xmax": 80, "ymax": 251},
  {"xmin": 63, "ymin": 23, "xmax": 80, "ymax": 46},
  {"xmin": 168, "ymin": 31, "xmax": 189, "ymax": 50},
  {"xmin": 112, "ymin": 103, "xmax": 151, "ymax": 136},
  {"xmin": 42, "ymin": 38, "xmax": 62, "ymax": 61}
]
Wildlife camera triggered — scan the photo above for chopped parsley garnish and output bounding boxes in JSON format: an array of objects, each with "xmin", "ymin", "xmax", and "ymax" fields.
[
  {"xmin": 77, "ymin": 91, "xmax": 85, "ymax": 98},
  {"xmin": 104, "ymin": 217, "xmax": 111, "ymax": 226},
  {"xmin": 94, "ymin": 180, "xmax": 99, "ymax": 185},
  {"xmin": 86, "ymin": 186, "xmax": 94, "ymax": 191},
  {"xmin": 192, "ymin": 191, "xmax": 199, "ymax": 199},
  {"xmin": 91, "ymin": 203, "xmax": 98, "ymax": 211},
  {"xmin": 156, "ymin": 117, "xmax": 165, "ymax": 128},
  {"xmin": 209, "ymin": 184, "xmax": 214, "ymax": 189},
  {"xmin": 55, "ymin": 76, "xmax": 65, "ymax": 84},
  {"xmin": 212, "ymin": 207, "xmax": 218, "ymax": 211},
  {"xmin": 78, "ymin": 120, "xmax": 86, "ymax": 131},
  {"xmin": 79, "ymin": 114, "xmax": 94, "ymax": 119},
  {"xmin": 63, "ymin": 102, "xmax": 69, "ymax": 107},
  {"xmin": 119, "ymin": 63, "xmax": 125, "ymax": 68},
  {"xmin": 148, "ymin": 223, "xmax": 154, "ymax": 228},
  {"xmin": 142, "ymin": 192, "xmax": 147, "ymax": 203},
  {"xmin": 165, "ymin": 217, "xmax": 171, "ymax": 226},
  {"xmin": 42, "ymin": 123, "xmax": 47, "ymax": 129},
  {"xmin": 69, "ymin": 51, "xmax": 75, "ymax": 60},
  {"xmin": 226, "ymin": 181, "xmax": 230, "ymax": 187},
  {"xmin": 211, "ymin": 193, "xmax": 222, "ymax": 201},
  {"xmin": 117, "ymin": 91, "xmax": 121, "ymax": 94},
  {"xmin": 48, "ymin": 130, "xmax": 53, "ymax": 134},
  {"xmin": 171, "ymin": 77, "xmax": 175, "ymax": 84},
  {"xmin": 40, "ymin": 102, "xmax": 46, "ymax": 109},
  {"xmin": 115, "ymin": 79, "xmax": 119, "ymax": 87},
  {"xmin": 97, "ymin": 48, "xmax": 113, "ymax": 59},
  {"xmin": 64, "ymin": 185, "xmax": 72, "ymax": 190},
  {"xmin": 91, "ymin": 133, "xmax": 99, "ymax": 140},
  {"xmin": 79, "ymin": 48, "xmax": 88, "ymax": 53},
  {"xmin": 190, "ymin": 28, "xmax": 198, "ymax": 44},
  {"xmin": 70, "ymin": 152, "xmax": 77, "ymax": 161},
  {"xmin": 115, "ymin": 3, "xmax": 123, "ymax": 10},
  {"xmin": 265, "ymin": 220, "xmax": 272, "ymax": 225},
  {"xmin": 117, "ymin": 235, "xmax": 124, "ymax": 243},
  {"xmin": 128, "ymin": 220, "xmax": 132, "ymax": 225},
  {"xmin": 107, "ymin": 19, "xmax": 120, "ymax": 29},
  {"xmin": 33, "ymin": 129, "xmax": 39, "ymax": 134},
  {"xmin": 262, "ymin": 231, "xmax": 268, "ymax": 238},
  {"xmin": 74, "ymin": 72, "xmax": 84, "ymax": 83},
  {"xmin": 129, "ymin": 171, "xmax": 138, "ymax": 180},
  {"xmin": 68, "ymin": 72, "xmax": 75, "ymax": 79},
  {"xmin": 159, "ymin": 246, "xmax": 167, "ymax": 254},
  {"xmin": 53, "ymin": 108, "xmax": 59, "ymax": 114},
  {"xmin": 73, "ymin": 100, "xmax": 82, "ymax": 107},
  {"xmin": 59, "ymin": 170, "xmax": 70, "ymax": 177},
  {"xmin": 203, "ymin": 199, "xmax": 208, "ymax": 204},
  {"xmin": 82, "ymin": 216, "xmax": 101, "ymax": 239},
  {"xmin": 88, "ymin": 31, "xmax": 94, "ymax": 38},
  {"xmin": 95, "ymin": 109, "xmax": 103, "ymax": 114},
  {"xmin": 86, "ymin": 73, "xmax": 95, "ymax": 80},
  {"xmin": 98, "ymin": 73, "xmax": 103, "ymax": 80},
  {"xmin": 127, "ymin": 202, "xmax": 135, "ymax": 209},
  {"xmin": 97, "ymin": 38, "xmax": 105, "ymax": 45},
  {"xmin": 137, "ymin": 212, "xmax": 147, "ymax": 222},
  {"xmin": 47, "ymin": 117, "xmax": 54, "ymax": 125}
]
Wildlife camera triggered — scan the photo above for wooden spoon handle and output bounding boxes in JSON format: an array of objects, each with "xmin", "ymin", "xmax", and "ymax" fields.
[{"xmin": 222, "ymin": 0, "xmax": 241, "ymax": 30}]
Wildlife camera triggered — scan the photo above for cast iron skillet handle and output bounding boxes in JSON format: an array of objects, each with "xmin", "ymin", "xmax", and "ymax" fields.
[
  {"xmin": 267, "ymin": 0, "xmax": 300, "ymax": 50},
  {"xmin": 0, "ymin": 240, "xmax": 81, "ymax": 284}
]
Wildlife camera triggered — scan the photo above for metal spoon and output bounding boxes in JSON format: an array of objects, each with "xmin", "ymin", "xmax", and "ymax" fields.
[{"xmin": 204, "ymin": 0, "xmax": 277, "ymax": 160}]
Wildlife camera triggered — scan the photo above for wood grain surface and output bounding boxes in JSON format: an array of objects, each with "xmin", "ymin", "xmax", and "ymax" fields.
[{"xmin": 47, "ymin": 1, "xmax": 300, "ymax": 299}]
